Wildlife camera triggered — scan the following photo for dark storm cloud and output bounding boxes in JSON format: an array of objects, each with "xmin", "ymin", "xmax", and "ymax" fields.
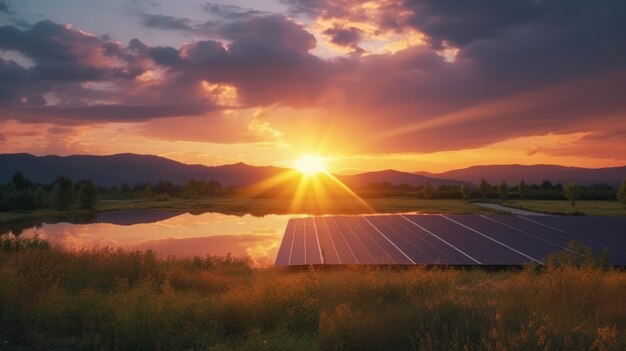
[
  {"xmin": 142, "ymin": 13, "xmax": 192, "ymax": 31},
  {"xmin": 0, "ymin": 1, "xmax": 8, "ymax": 13}
]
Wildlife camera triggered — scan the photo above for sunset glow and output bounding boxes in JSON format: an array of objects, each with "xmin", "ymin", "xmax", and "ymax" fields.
[
  {"xmin": 293, "ymin": 155, "xmax": 328, "ymax": 176},
  {"xmin": 2, "ymin": 2, "xmax": 626, "ymax": 349},
  {"xmin": 0, "ymin": 0, "xmax": 624, "ymax": 172}
]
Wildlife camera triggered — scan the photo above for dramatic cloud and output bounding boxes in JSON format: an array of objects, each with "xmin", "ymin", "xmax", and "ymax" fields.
[
  {"xmin": 0, "ymin": 13, "xmax": 327, "ymax": 132},
  {"xmin": 1, "ymin": 0, "xmax": 625, "ymax": 162},
  {"xmin": 0, "ymin": 21, "xmax": 148, "ymax": 82},
  {"xmin": 0, "ymin": 1, "xmax": 8, "ymax": 13},
  {"xmin": 202, "ymin": 3, "xmax": 266, "ymax": 18},
  {"xmin": 0, "ymin": 20, "xmax": 156, "ymax": 116},
  {"xmin": 0, "ymin": 58, "xmax": 31, "ymax": 105},
  {"xmin": 275, "ymin": 0, "xmax": 626, "ymax": 153},
  {"xmin": 142, "ymin": 14, "xmax": 192, "ymax": 31},
  {"xmin": 149, "ymin": 14, "xmax": 329, "ymax": 107},
  {"xmin": 323, "ymin": 25, "xmax": 363, "ymax": 53}
]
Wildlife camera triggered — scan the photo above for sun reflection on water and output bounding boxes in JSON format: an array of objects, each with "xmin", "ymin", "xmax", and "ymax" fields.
[{"xmin": 14, "ymin": 211, "xmax": 291, "ymax": 267}]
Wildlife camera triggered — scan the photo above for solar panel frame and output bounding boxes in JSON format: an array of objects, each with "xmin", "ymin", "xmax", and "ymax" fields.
[{"xmin": 275, "ymin": 214, "xmax": 626, "ymax": 266}]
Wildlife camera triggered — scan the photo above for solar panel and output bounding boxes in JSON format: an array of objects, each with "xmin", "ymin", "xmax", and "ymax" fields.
[{"xmin": 275, "ymin": 214, "xmax": 626, "ymax": 266}]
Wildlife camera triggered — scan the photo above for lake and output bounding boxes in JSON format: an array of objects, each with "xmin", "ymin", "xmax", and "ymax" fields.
[{"xmin": 0, "ymin": 210, "xmax": 299, "ymax": 267}]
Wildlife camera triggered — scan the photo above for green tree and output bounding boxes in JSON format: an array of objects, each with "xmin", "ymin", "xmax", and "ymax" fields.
[
  {"xmin": 460, "ymin": 183, "xmax": 471, "ymax": 201},
  {"xmin": 478, "ymin": 179, "xmax": 490, "ymax": 199},
  {"xmin": 563, "ymin": 181, "xmax": 579, "ymax": 207},
  {"xmin": 152, "ymin": 181, "xmax": 178, "ymax": 196},
  {"xmin": 78, "ymin": 181, "xmax": 99, "ymax": 209},
  {"xmin": 422, "ymin": 181, "xmax": 434, "ymax": 199},
  {"xmin": 132, "ymin": 182, "xmax": 152, "ymax": 198},
  {"xmin": 120, "ymin": 182, "xmax": 131, "ymax": 193},
  {"xmin": 52, "ymin": 176, "xmax": 74, "ymax": 211},
  {"xmin": 11, "ymin": 172, "xmax": 33, "ymax": 191},
  {"xmin": 498, "ymin": 181, "xmax": 509, "ymax": 202},
  {"xmin": 617, "ymin": 177, "xmax": 626, "ymax": 215},
  {"xmin": 518, "ymin": 180, "xmax": 528, "ymax": 199},
  {"xmin": 182, "ymin": 180, "xmax": 203, "ymax": 199},
  {"xmin": 7, "ymin": 191, "xmax": 37, "ymax": 210}
]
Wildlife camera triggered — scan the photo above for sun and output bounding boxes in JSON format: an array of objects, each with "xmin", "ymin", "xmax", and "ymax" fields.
[{"xmin": 293, "ymin": 154, "xmax": 328, "ymax": 176}]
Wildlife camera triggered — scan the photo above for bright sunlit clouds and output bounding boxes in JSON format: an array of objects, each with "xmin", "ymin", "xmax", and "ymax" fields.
[
  {"xmin": 293, "ymin": 154, "xmax": 328, "ymax": 176},
  {"xmin": 1, "ymin": 0, "xmax": 625, "ymax": 174}
]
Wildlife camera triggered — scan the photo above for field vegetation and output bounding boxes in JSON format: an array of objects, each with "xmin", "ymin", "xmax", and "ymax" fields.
[
  {"xmin": 0, "ymin": 237, "xmax": 625, "ymax": 350},
  {"xmin": 505, "ymin": 200, "xmax": 626, "ymax": 217},
  {"xmin": 1, "ymin": 172, "xmax": 625, "ymax": 226},
  {"xmin": 0, "ymin": 197, "xmax": 502, "ymax": 227}
]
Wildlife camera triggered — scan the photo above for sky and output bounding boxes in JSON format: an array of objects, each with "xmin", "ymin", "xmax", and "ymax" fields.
[{"xmin": 0, "ymin": 0, "xmax": 625, "ymax": 174}]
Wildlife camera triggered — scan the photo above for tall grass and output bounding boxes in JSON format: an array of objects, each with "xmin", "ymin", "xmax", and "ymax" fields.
[
  {"xmin": 319, "ymin": 266, "xmax": 625, "ymax": 350},
  {"xmin": 0, "ymin": 237, "xmax": 624, "ymax": 350},
  {"xmin": 0, "ymin": 241, "xmax": 318, "ymax": 350}
]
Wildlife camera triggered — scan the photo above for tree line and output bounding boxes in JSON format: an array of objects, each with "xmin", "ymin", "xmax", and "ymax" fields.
[
  {"xmin": 0, "ymin": 173, "xmax": 99, "ymax": 211},
  {"xmin": 111, "ymin": 179, "xmax": 234, "ymax": 199},
  {"xmin": 2, "ymin": 171, "xmax": 626, "ymax": 212},
  {"xmin": 355, "ymin": 178, "xmax": 626, "ymax": 207},
  {"xmin": 0, "ymin": 172, "xmax": 233, "ymax": 212}
]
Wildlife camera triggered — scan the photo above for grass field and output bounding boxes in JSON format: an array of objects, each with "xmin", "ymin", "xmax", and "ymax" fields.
[
  {"xmin": 506, "ymin": 200, "xmax": 625, "ymax": 216},
  {"xmin": 0, "ymin": 197, "xmax": 501, "ymax": 225},
  {"xmin": 96, "ymin": 197, "xmax": 503, "ymax": 215},
  {"xmin": 0, "ymin": 197, "xmax": 623, "ymax": 226},
  {"xmin": 0, "ymin": 239, "xmax": 624, "ymax": 350}
]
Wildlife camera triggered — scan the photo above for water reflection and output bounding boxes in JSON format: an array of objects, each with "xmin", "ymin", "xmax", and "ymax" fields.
[{"xmin": 2, "ymin": 210, "xmax": 294, "ymax": 267}]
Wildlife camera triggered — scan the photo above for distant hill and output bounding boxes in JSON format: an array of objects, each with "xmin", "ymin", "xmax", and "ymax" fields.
[
  {"xmin": 2, "ymin": 154, "xmax": 623, "ymax": 188},
  {"xmin": 0, "ymin": 153, "xmax": 287, "ymax": 187},
  {"xmin": 416, "ymin": 164, "xmax": 626, "ymax": 186},
  {"xmin": 338, "ymin": 169, "xmax": 464, "ymax": 187},
  {"xmin": 0, "ymin": 153, "xmax": 464, "ymax": 188}
]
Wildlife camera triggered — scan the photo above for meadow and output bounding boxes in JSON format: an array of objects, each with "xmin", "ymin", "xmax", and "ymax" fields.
[
  {"xmin": 0, "ymin": 197, "xmax": 500, "ymax": 225},
  {"xmin": 1, "ymin": 237, "xmax": 625, "ymax": 350},
  {"xmin": 505, "ymin": 200, "xmax": 626, "ymax": 216},
  {"xmin": 2, "ymin": 197, "xmax": 624, "ymax": 226}
]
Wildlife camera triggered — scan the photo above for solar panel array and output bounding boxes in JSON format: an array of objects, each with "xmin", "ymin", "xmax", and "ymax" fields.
[{"xmin": 275, "ymin": 215, "xmax": 626, "ymax": 266}]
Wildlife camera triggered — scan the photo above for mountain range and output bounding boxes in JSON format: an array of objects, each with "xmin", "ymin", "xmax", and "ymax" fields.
[
  {"xmin": 416, "ymin": 164, "xmax": 626, "ymax": 187},
  {"xmin": 0, "ymin": 153, "xmax": 285, "ymax": 187},
  {"xmin": 0, "ymin": 153, "xmax": 624, "ymax": 187}
]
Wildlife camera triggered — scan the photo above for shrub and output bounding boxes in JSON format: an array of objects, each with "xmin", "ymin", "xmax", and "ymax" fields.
[
  {"xmin": 478, "ymin": 179, "xmax": 491, "ymax": 199},
  {"xmin": 52, "ymin": 176, "xmax": 74, "ymax": 211},
  {"xmin": 563, "ymin": 181, "xmax": 580, "ymax": 207},
  {"xmin": 460, "ymin": 183, "xmax": 471, "ymax": 200},
  {"xmin": 617, "ymin": 178, "xmax": 626, "ymax": 215},
  {"xmin": 497, "ymin": 181, "xmax": 509, "ymax": 202},
  {"xmin": 422, "ymin": 181, "xmax": 434, "ymax": 199},
  {"xmin": 78, "ymin": 181, "xmax": 99, "ymax": 209}
]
